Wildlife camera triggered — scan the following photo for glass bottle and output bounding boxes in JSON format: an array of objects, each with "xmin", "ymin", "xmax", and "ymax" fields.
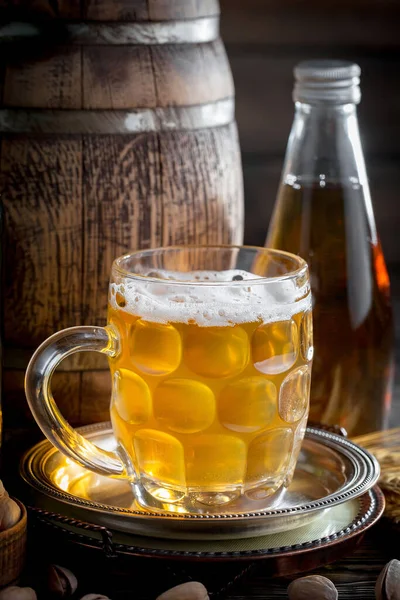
[{"xmin": 266, "ymin": 60, "xmax": 394, "ymax": 436}]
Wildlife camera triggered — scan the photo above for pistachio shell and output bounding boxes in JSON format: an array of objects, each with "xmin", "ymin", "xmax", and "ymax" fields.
[
  {"xmin": 288, "ymin": 575, "xmax": 338, "ymax": 600},
  {"xmin": 0, "ymin": 587, "xmax": 37, "ymax": 600},
  {"xmin": 0, "ymin": 481, "xmax": 21, "ymax": 531},
  {"xmin": 376, "ymin": 562, "xmax": 390, "ymax": 600},
  {"xmin": 0, "ymin": 496, "xmax": 21, "ymax": 531},
  {"xmin": 384, "ymin": 559, "xmax": 400, "ymax": 600},
  {"xmin": 156, "ymin": 582, "xmax": 209, "ymax": 600},
  {"xmin": 79, "ymin": 596, "xmax": 110, "ymax": 600},
  {"xmin": 47, "ymin": 565, "xmax": 78, "ymax": 597}
]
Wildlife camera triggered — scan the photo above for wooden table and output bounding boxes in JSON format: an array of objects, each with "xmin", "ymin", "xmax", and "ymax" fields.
[
  {"xmin": 24, "ymin": 519, "xmax": 395, "ymax": 600},
  {"xmin": 221, "ymin": 529, "xmax": 393, "ymax": 600}
]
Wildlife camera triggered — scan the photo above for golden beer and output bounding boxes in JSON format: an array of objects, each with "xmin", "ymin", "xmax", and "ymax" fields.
[
  {"xmin": 267, "ymin": 182, "xmax": 393, "ymax": 435},
  {"xmin": 25, "ymin": 246, "xmax": 313, "ymax": 514},
  {"xmin": 107, "ymin": 248, "xmax": 313, "ymax": 509}
]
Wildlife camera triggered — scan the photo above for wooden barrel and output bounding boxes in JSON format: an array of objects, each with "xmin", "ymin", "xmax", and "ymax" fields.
[{"xmin": 0, "ymin": 0, "xmax": 244, "ymax": 441}]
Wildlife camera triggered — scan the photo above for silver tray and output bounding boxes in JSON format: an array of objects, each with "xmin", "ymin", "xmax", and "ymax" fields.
[
  {"xmin": 20, "ymin": 422, "xmax": 380, "ymax": 541},
  {"xmin": 28, "ymin": 486, "xmax": 385, "ymax": 564}
]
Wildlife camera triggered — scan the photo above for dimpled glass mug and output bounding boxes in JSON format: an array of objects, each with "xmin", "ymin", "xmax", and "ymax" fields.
[{"xmin": 25, "ymin": 246, "xmax": 313, "ymax": 513}]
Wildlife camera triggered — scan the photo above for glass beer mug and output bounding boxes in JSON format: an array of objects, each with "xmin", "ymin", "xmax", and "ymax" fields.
[{"xmin": 25, "ymin": 246, "xmax": 313, "ymax": 513}]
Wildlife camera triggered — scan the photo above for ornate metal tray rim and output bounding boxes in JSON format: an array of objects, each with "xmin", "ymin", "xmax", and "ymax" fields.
[
  {"xmin": 29, "ymin": 486, "xmax": 385, "ymax": 562},
  {"xmin": 21, "ymin": 422, "xmax": 380, "ymax": 523}
]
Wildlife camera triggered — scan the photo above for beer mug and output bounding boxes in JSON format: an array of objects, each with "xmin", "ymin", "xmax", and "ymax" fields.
[{"xmin": 25, "ymin": 246, "xmax": 313, "ymax": 513}]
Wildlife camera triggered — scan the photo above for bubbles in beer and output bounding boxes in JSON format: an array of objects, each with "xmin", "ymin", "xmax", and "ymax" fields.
[
  {"xmin": 154, "ymin": 379, "xmax": 215, "ymax": 434},
  {"xmin": 110, "ymin": 269, "xmax": 311, "ymax": 327},
  {"xmin": 130, "ymin": 319, "xmax": 182, "ymax": 375},
  {"xmin": 218, "ymin": 377, "xmax": 277, "ymax": 433},
  {"xmin": 279, "ymin": 366, "xmax": 311, "ymax": 423},
  {"xmin": 252, "ymin": 319, "xmax": 298, "ymax": 375},
  {"xmin": 185, "ymin": 326, "xmax": 249, "ymax": 378},
  {"xmin": 300, "ymin": 310, "xmax": 314, "ymax": 361}
]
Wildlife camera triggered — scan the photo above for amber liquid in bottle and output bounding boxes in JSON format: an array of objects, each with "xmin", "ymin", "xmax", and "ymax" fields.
[{"xmin": 267, "ymin": 178, "xmax": 393, "ymax": 435}]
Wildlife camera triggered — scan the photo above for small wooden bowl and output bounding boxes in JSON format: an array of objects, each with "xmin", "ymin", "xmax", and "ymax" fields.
[{"xmin": 0, "ymin": 499, "xmax": 27, "ymax": 588}]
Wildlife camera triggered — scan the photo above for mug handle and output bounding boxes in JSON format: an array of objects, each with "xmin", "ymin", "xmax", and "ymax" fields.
[{"xmin": 25, "ymin": 325, "xmax": 127, "ymax": 479}]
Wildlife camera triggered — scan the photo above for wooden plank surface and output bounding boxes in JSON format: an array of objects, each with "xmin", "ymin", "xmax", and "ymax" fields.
[
  {"xmin": 83, "ymin": 47, "xmax": 156, "ymax": 109},
  {"xmin": 1, "ymin": 136, "xmax": 83, "ymax": 345},
  {"xmin": 159, "ymin": 125, "xmax": 243, "ymax": 247},
  {"xmin": 148, "ymin": 0, "xmax": 219, "ymax": 20},
  {"xmin": 83, "ymin": 42, "xmax": 234, "ymax": 110},
  {"xmin": 3, "ymin": 48, "xmax": 82, "ymax": 109},
  {"xmin": 151, "ymin": 40, "xmax": 234, "ymax": 107},
  {"xmin": 19, "ymin": 521, "xmax": 400, "ymax": 599},
  {"xmin": 82, "ymin": 125, "xmax": 244, "ymax": 328},
  {"xmin": 222, "ymin": 530, "xmax": 397, "ymax": 600},
  {"xmin": 81, "ymin": 132, "xmax": 163, "ymax": 326},
  {"xmin": 84, "ymin": 0, "xmax": 219, "ymax": 21},
  {"xmin": 84, "ymin": 0, "xmax": 149, "ymax": 20},
  {"xmin": 220, "ymin": 0, "xmax": 400, "ymax": 47}
]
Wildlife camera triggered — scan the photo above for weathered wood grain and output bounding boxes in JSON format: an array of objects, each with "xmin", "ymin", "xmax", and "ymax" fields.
[
  {"xmin": 0, "ymin": 0, "xmax": 220, "ymax": 21},
  {"xmin": 84, "ymin": 0, "xmax": 149, "ymax": 21},
  {"xmin": 148, "ymin": 0, "xmax": 219, "ymax": 20},
  {"xmin": 3, "ymin": 48, "xmax": 82, "ymax": 109},
  {"xmin": 84, "ymin": 0, "xmax": 220, "ymax": 21},
  {"xmin": 159, "ymin": 124, "xmax": 243, "ymax": 247},
  {"xmin": 0, "ymin": 136, "xmax": 83, "ymax": 345},
  {"xmin": 152, "ymin": 40, "xmax": 234, "ymax": 107},
  {"xmin": 81, "ymin": 133, "xmax": 162, "ymax": 325},
  {"xmin": 0, "ymin": 0, "xmax": 244, "ymax": 433},
  {"xmin": 82, "ymin": 47, "xmax": 156, "ymax": 110}
]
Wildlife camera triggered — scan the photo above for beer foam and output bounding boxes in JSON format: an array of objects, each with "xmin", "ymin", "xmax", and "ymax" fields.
[{"xmin": 110, "ymin": 270, "xmax": 311, "ymax": 327}]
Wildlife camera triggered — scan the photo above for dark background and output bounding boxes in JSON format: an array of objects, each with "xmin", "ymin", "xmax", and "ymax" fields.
[{"xmin": 219, "ymin": 0, "xmax": 400, "ymax": 423}]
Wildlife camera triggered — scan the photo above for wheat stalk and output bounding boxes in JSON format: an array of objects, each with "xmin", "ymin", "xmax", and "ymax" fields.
[{"xmin": 353, "ymin": 428, "xmax": 400, "ymax": 523}]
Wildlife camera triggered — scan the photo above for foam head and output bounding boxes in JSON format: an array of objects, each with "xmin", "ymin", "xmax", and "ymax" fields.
[{"xmin": 110, "ymin": 269, "xmax": 311, "ymax": 326}]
